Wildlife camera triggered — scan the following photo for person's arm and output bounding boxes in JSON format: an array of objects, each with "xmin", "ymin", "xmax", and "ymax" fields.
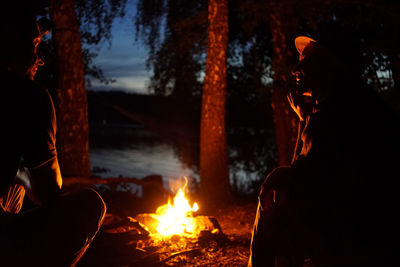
[
  {"xmin": 22, "ymin": 84, "xmax": 63, "ymax": 205},
  {"xmin": 28, "ymin": 156, "xmax": 62, "ymax": 204},
  {"xmin": 248, "ymin": 167, "xmax": 304, "ymax": 267}
]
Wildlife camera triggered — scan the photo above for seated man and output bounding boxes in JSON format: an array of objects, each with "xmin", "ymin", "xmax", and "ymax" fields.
[
  {"xmin": 0, "ymin": 3, "xmax": 106, "ymax": 266},
  {"xmin": 249, "ymin": 33, "xmax": 400, "ymax": 266}
]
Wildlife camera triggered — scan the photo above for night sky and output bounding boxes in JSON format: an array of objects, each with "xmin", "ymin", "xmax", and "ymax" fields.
[{"xmin": 90, "ymin": 0, "xmax": 151, "ymax": 95}]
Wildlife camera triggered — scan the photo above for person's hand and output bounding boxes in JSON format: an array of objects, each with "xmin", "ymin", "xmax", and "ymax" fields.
[
  {"xmin": 287, "ymin": 90, "xmax": 313, "ymax": 121},
  {"xmin": 15, "ymin": 166, "xmax": 35, "ymax": 202},
  {"xmin": 287, "ymin": 90, "xmax": 304, "ymax": 121}
]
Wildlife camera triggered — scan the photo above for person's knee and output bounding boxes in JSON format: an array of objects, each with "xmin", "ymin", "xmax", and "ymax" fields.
[
  {"xmin": 79, "ymin": 188, "xmax": 106, "ymax": 213},
  {"xmin": 63, "ymin": 188, "xmax": 107, "ymax": 238},
  {"xmin": 79, "ymin": 188, "xmax": 106, "ymax": 235}
]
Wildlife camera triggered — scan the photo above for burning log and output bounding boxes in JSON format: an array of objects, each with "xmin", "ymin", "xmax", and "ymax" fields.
[
  {"xmin": 134, "ymin": 178, "xmax": 227, "ymax": 250},
  {"xmin": 102, "ymin": 215, "xmax": 149, "ymax": 236},
  {"xmin": 135, "ymin": 213, "xmax": 224, "ymax": 240}
]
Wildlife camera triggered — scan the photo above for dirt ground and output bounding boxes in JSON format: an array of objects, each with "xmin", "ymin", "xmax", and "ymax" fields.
[{"xmin": 78, "ymin": 198, "xmax": 257, "ymax": 267}]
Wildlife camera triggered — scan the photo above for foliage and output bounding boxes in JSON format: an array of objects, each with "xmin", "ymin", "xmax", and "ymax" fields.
[
  {"xmin": 135, "ymin": 0, "xmax": 207, "ymax": 97},
  {"xmin": 297, "ymin": 0, "xmax": 399, "ymax": 86},
  {"xmin": 75, "ymin": 0, "xmax": 127, "ymax": 46},
  {"xmin": 135, "ymin": 0, "xmax": 400, "ymax": 101},
  {"xmin": 35, "ymin": 0, "xmax": 127, "ymax": 88},
  {"xmin": 75, "ymin": 0, "xmax": 127, "ymax": 85}
]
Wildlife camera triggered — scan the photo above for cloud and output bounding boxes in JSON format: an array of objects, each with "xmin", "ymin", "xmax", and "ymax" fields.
[
  {"xmin": 95, "ymin": 42, "xmax": 148, "ymax": 63},
  {"xmin": 89, "ymin": 56, "xmax": 151, "ymax": 94},
  {"xmin": 89, "ymin": 75, "xmax": 150, "ymax": 94}
]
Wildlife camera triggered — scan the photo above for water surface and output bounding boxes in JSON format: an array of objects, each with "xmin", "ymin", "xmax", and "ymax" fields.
[{"xmin": 90, "ymin": 124, "xmax": 198, "ymax": 190}]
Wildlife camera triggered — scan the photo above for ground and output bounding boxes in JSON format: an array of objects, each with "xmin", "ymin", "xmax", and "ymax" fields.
[{"xmin": 78, "ymin": 195, "xmax": 257, "ymax": 267}]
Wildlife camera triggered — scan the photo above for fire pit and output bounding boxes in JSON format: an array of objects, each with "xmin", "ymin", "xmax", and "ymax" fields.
[
  {"xmin": 129, "ymin": 178, "xmax": 227, "ymax": 265},
  {"xmin": 135, "ymin": 178, "xmax": 223, "ymax": 241},
  {"xmin": 79, "ymin": 178, "xmax": 253, "ymax": 266}
]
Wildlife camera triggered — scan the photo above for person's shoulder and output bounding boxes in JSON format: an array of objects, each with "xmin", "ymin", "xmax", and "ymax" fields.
[
  {"xmin": 16, "ymin": 80, "xmax": 56, "ymax": 127},
  {"xmin": 0, "ymin": 72, "xmax": 50, "ymax": 100},
  {"xmin": 262, "ymin": 166, "xmax": 293, "ymax": 190},
  {"xmin": 20, "ymin": 80, "xmax": 53, "ymax": 107}
]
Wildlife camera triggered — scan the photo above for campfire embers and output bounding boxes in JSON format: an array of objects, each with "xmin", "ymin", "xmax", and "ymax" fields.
[
  {"xmin": 132, "ymin": 179, "xmax": 227, "ymax": 265},
  {"xmin": 136, "ymin": 213, "xmax": 223, "ymax": 240},
  {"xmin": 135, "ymin": 178, "xmax": 223, "ymax": 241}
]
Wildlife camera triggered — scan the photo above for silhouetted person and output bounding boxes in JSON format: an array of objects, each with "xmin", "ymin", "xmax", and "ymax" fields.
[
  {"xmin": 249, "ymin": 32, "xmax": 400, "ymax": 266},
  {"xmin": 0, "ymin": 3, "xmax": 106, "ymax": 266}
]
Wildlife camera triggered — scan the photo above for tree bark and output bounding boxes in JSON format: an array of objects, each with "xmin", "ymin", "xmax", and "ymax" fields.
[
  {"xmin": 49, "ymin": 0, "xmax": 91, "ymax": 177},
  {"xmin": 200, "ymin": 0, "xmax": 232, "ymax": 205},
  {"xmin": 269, "ymin": 0, "xmax": 299, "ymax": 166}
]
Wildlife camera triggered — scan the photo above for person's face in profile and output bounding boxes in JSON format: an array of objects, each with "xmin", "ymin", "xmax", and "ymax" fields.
[
  {"xmin": 293, "ymin": 47, "xmax": 336, "ymax": 103},
  {"xmin": 292, "ymin": 57, "xmax": 313, "ymax": 96},
  {"xmin": 1, "ymin": 16, "xmax": 44, "ymax": 79},
  {"xmin": 289, "ymin": 56, "xmax": 316, "ymax": 120},
  {"xmin": 19, "ymin": 19, "xmax": 44, "ymax": 80},
  {"xmin": 28, "ymin": 22, "xmax": 44, "ymax": 79}
]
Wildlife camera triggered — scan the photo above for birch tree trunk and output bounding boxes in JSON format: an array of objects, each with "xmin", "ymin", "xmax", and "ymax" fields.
[
  {"xmin": 200, "ymin": 0, "xmax": 232, "ymax": 205},
  {"xmin": 49, "ymin": 0, "xmax": 91, "ymax": 177}
]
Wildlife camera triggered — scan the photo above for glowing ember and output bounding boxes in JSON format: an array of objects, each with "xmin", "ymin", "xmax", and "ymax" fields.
[{"xmin": 149, "ymin": 181, "xmax": 199, "ymax": 239}]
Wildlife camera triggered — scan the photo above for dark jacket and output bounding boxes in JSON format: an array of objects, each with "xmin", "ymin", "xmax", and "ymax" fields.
[
  {"xmin": 249, "ymin": 84, "xmax": 400, "ymax": 266},
  {"xmin": 0, "ymin": 70, "xmax": 57, "ymax": 197}
]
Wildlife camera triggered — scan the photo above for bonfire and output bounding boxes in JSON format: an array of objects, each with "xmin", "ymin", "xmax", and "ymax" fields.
[
  {"xmin": 136, "ymin": 178, "xmax": 221, "ymax": 242},
  {"xmin": 150, "ymin": 182, "xmax": 199, "ymax": 238},
  {"xmin": 84, "ymin": 177, "xmax": 252, "ymax": 266}
]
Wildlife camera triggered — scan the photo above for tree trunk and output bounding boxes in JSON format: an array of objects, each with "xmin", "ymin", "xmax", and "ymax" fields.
[
  {"xmin": 269, "ymin": 0, "xmax": 299, "ymax": 166},
  {"xmin": 49, "ymin": 0, "xmax": 91, "ymax": 177},
  {"xmin": 200, "ymin": 0, "xmax": 232, "ymax": 205}
]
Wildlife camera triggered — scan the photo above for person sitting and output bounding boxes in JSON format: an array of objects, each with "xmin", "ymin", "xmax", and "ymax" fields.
[
  {"xmin": 248, "ymin": 31, "xmax": 400, "ymax": 266},
  {"xmin": 0, "ymin": 3, "xmax": 106, "ymax": 266}
]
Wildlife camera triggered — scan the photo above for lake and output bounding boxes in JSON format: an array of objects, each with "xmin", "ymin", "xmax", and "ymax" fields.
[
  {"xmin": 89, "ymin": 124, "xmax": 199, "ymax": 191},
  {"xmin": 90, "ymin": 123, "xmax": 265, "ymax": 195}
]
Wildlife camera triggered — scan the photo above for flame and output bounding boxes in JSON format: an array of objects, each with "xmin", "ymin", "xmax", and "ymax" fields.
[{"xmin": 150, "ymin": 179, "xmax": 199, "ymax": 238}]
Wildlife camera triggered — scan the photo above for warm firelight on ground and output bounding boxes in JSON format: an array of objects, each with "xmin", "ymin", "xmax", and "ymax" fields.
[{"xmin": 150, "ymin": 180, "xmax": 199, "ymax": 239}]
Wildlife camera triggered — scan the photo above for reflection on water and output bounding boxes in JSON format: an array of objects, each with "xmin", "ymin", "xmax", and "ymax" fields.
[{"xmin": 90, "ymin": 124, "xmax": 198, "ymax": 190}]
